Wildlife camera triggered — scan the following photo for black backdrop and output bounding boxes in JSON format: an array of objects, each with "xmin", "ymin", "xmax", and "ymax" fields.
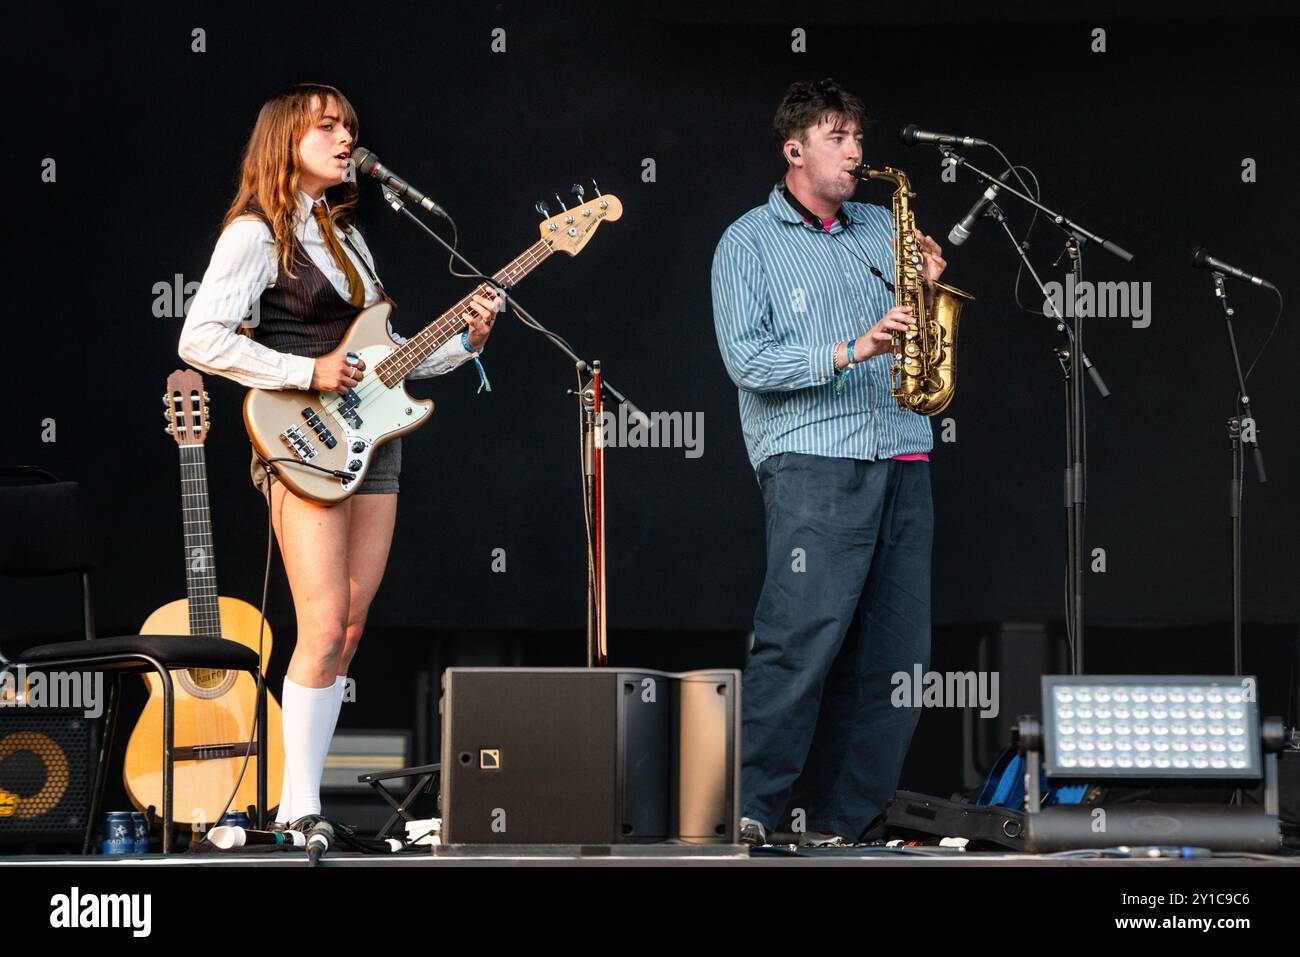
[{"xmin": 9, "ymin": 1, "xmax": 1299, "ymax": 642}]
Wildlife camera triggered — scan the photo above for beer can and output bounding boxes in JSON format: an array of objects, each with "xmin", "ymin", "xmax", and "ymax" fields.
[
  {"xmin": 132, "ymin": 811, "xmax": 149, "ymax": 853},
  {"xmin": 101, "ymin": 811, "xmax": 134, "ymax": 854}
]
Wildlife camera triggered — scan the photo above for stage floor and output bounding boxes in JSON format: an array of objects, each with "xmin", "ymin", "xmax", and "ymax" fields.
[{"xmin": 2, "ymin": 844, "xmax": 1297, "ymax": 867}]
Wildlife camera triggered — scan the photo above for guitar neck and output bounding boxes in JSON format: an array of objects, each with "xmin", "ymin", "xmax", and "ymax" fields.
[
  {"xmin": 178, "ymin": 445, "xmax": 221, "ymax": 638},
  {"xmin": 377, "ymin": 239, "xmax": 554, "ymax": 385}
]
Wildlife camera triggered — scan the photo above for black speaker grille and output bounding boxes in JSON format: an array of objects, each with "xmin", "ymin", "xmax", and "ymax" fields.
[{"xmin": 0, "ymin": 711, "xmax": 93, "ymax": 841}]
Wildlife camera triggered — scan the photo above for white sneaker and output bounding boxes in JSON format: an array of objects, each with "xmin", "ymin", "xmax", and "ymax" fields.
[
  {"xmin": 739, "ymin": 817, "xmax": 767, "ymax": 846},
  {"xmin": 798, "ymin": 830, "xmax": 850, "ymax": 847}
]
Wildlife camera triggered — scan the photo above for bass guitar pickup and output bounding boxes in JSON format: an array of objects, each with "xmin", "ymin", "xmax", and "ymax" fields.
[
  {"xmin": 336, "ymin": 390, "xmax": 364, "ymax": 429},
  {"xmin": 302, "ymin": 407, "xmax": 338, "ymax": 449}
]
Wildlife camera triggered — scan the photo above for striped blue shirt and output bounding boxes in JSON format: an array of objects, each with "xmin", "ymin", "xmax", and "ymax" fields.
[{"xmin": 711, "ymin": 184, "xmax": 933, "ymax": 470}]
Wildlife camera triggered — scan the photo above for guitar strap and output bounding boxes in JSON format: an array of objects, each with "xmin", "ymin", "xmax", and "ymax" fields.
[{"xmin": 340, "ymin": 229, "xmax": 396, "ymax": 307}]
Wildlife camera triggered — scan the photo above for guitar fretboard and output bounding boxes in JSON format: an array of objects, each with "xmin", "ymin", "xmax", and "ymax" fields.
[
  {"xmin": 178, "ymin": 445, "xmax": 221, "ymax": 638},
  {"xmin": 376, "ymin": 239, "xmax": 554, "ymax": 385}
]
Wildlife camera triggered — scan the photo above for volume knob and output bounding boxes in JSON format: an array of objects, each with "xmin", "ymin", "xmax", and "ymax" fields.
[{"xmin": 351, "ymin": 440, "xmax": 365, "ymax": 453}]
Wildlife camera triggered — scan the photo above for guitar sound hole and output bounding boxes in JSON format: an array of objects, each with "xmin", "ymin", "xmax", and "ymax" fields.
[{"xmin": 187, "ymin": 668, "xmax": 227, "ymax": 690}]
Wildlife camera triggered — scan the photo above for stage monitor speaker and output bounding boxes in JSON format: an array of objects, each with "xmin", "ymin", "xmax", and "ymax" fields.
[
  {"xmin": 440, "ymin": 668, "xmax": 739, "ymax": 845},
  {"xmin": 677, "ymin": 670, "xmax": 741, "ymax": 844},
  {"xmin": 0, "ymin": 708, "xmax": 96, "ymax": 846}
]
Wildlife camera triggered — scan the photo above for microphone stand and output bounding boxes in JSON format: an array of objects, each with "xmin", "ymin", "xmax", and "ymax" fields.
[
  {"xmin": 1208, "ymin": 273, "xmax": 1267, "ymax": 675},
  {"xmin": 946, "ymin": 144, "xmax": 1128, "ymax": 674},
  {"xmin": 573, "ymin": 361, "xmax": 608, "ymax": 665},
  {"xmin": 370, "ymin": 183, "xmax": 638, "ymax": 667}
]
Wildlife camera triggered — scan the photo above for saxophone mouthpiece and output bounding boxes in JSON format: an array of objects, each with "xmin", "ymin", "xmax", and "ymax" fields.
[{"xmin": 848, "ymin": 164, "xmax": 871, "ymax": 180}]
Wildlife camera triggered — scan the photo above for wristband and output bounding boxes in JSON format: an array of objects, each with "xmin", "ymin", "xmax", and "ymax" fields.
[
  {"xmin": 834, "ymin": 339, "xmax": 857, "ymax": 394},
  {"xmin": 460, "ymin": 330, "xmax": 492, "ymax": 393}
]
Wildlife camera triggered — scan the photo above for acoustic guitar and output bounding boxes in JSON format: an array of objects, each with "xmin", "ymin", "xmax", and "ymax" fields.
[{"xmin": 124, "ymin": 370, "xmax": 283, "ymax": 825}]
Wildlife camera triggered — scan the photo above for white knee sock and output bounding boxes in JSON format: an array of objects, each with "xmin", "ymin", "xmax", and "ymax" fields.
[
  {"xmin": 279, "ymin": 676, "xmax": 343, "ymax": 821},
  {"xmin": 274, "ymin": 760, "xmax": 294, "ymax": 824},
  {"xmin": 275, "ymin": 675, "xmax": 346, "ymax": 822},
  {"xmin": 326, "ymin": 673, "xmax": 346, "ymax": 756}
]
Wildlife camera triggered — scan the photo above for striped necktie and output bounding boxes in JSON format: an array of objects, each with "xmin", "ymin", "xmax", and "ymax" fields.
[{"xmin": 311, "ymin": 202, "xmax": 365, "ymax": 307}]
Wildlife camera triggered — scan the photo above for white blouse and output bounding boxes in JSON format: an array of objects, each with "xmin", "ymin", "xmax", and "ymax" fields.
[{"xmin": 178, "ymin": 189, "xmax": 471, "ymax": 390}]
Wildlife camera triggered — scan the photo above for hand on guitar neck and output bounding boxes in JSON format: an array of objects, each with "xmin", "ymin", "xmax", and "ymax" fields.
[
  {"xmin": 463, "ymin": 289, "xmax": 505, "ymax": 351},
  {"xmin": 310, "ymin": 291, "xmax": 501, "ymax": 393}
]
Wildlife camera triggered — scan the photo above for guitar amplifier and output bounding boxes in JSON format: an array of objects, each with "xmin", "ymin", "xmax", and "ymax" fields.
[
  {"xmin": 440, "ymin": 668, "xmax": 739, "ymax": 845},
  {"xmin": 0, "ymin": 708, "xmax": 96, "ymax": 846}
]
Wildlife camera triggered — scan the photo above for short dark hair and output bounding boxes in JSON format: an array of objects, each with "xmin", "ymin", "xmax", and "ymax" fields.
[{"xmin": 773, "ymin": 78, "xmax": 867, "ymax": 153}]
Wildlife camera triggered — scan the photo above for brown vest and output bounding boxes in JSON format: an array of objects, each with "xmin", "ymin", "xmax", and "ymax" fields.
[{"xmin": 251, "ymin": 238, "xmax": 360, "ymax": 358}]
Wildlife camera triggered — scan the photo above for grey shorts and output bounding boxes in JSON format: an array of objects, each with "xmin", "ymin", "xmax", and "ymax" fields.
[{"xmin": 251, "ymin": 437, "xmax": 402, "ymax": 500}]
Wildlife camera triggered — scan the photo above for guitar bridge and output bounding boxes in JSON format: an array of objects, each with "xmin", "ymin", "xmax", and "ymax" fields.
[
  {"xmin": 280, "ymin": 425, "xmax": 317, "ymax": 461},
  {"xmin": 175, "ymin": 742, "xmax": 261, "ymax": 762}
]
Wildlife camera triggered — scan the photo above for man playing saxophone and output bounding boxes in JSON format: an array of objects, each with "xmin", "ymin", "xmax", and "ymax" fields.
[{"xmin": 711, "ymin": 78, "xmax": 948, "ymax": 847}]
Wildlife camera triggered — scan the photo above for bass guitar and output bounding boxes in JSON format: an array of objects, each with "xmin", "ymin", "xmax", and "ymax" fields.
[{"xmin": 244, "ymin": 190, "xmax": 622, "ymax": 504}]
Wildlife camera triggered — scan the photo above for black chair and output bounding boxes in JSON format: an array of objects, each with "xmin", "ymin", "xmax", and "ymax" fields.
[{"xmin": 0, "ymin": 467, "xmax": 268, "ymax": 853}]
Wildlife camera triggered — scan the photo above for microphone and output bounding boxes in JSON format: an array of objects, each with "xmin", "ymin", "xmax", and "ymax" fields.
[
  {"xmin": 1191, "ymin": 247, "xmax": 1276, "ymax": 290},
  {"xmin": 350, "ymin": 147, "xmax": 449, "ymax": 219},
  {"xmin": 949, "ymin": 168, "xmax": 1013, "ymax": 246},
  {"xmin": 207, "ymin": 826, "xmax": 305, "ymax": 850},
  {"xmin": 900, "ymin": 124, "xmax": 988, "ymax": 148},
  {"xmin": 305, "ymin": 819, "xmax": 334, "ymax": 865}
]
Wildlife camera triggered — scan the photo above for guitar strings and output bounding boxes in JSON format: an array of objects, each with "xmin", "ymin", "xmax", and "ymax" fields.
[
  {"xmin": 315, "ymin": 241, "xmax": 552, "ymax": 419},
  {"xmin": 365, "ymin": 240, "xmax": 549, "ymax": 385},
  {"xmin": 178, "ymin": 442, "xmax": 216, "ymax": 793}
]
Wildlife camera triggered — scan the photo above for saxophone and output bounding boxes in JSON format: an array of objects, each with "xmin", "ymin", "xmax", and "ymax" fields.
[{"xmin": 853, "ymin": 164, "xmax": 974, "ymax": 416}]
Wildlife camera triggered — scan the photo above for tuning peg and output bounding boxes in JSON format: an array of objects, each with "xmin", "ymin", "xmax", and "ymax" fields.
[
  {"xmin": 534, "ymin": 199, "xmax": 551, "ymax": 218},
  {"xmin": 570, "ymin": 183, "xmax": 585, "ymax": 201},
  {"xmin": 555, "ymin": 192, "xmax": 568, "ymax": 211},
  {"xmin": 592, "ymin": 179, "xmax": 603, "ymax": 197},
  {"xmin": 161, "ymin": 394, "xmax": 169, "ymax": 405}
]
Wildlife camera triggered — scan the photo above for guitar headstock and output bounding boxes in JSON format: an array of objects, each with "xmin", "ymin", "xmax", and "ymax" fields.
[
  {"xmin": 536, "ymin": 181, "xmax": 622, "ymax": 256},
  {"xmin": 164, "ymin": 370, "xmax": 210, "ymax": 446}
]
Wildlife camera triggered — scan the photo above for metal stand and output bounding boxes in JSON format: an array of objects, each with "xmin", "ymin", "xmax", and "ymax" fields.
[
  {"xmin": 943, "ymin": 144, "xmax": 1130, "ymax": 672},
  {"xmin": 1209, "ymin": 273, "xmax": 1267, "ymax": 675},
  {"xmin": 369, "ymin": 181, "xmax": 640, "ymax": 665},
  {"xmin": 1062, "ymin": 237, "xmax": 1088, "ymax": 675},
  {"xmin": 984, "ymin": 203, "xmax": 1110, "ymax": 673},
  {"xmin": 359, "ymin": 763, "xmax": 440, "ymax": 841},
  {"xmin": 578, "ymin": 361, "xmax": 608, "ymax": 666}
]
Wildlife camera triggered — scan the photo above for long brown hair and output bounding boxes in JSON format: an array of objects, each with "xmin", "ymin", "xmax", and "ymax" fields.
[{"xmin": 223, "ymin": 83, "xmax": 360, "ymax": 279}]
